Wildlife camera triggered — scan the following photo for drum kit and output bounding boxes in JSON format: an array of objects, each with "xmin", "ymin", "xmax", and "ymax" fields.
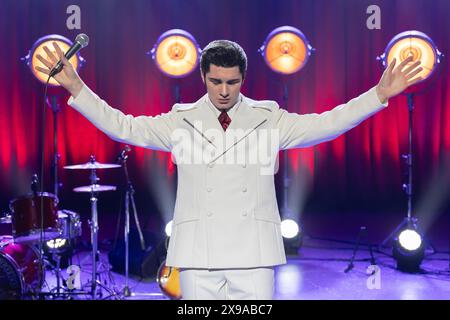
[{"xmin": 0, "ymin": 156, "xmax": 123, "ymax": 300}]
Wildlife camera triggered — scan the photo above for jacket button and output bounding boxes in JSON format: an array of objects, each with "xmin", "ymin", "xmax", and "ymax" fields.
[
  {"xmin": 242, "ymin": 211, "xmax": 248, "ymax": 217},
  {"xmin": 206, "ymin": 187, "xmax": 212, "ymax": 192},
  {"xmin": 207, "ymin": 211, "xmax": 213, "ymax": 217},
  {"xmin": 242, "ymin": 187, "xmax": 247, "ymax": 192}
]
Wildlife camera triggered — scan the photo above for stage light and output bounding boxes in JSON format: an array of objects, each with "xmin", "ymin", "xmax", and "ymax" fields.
[
  {"xmin": 378, "ymin": 30, "xmax": 442, "ymax": 87},
  {"xmin": 22, "ymin": 34, "xmax": 85, "ymax": 86},
  {"xmin": 259, "ymin": 26, "xmax": 313, "ymax": 256},
  {"xmin": 46, "ymin": 238, "xmax": 68, "ymax": 250},
  {"xmin": 378, "ymin": 31, "xmax": 442, "ymax": 272},
  {"xmin": 281, "ymin": 219, "xmax": 300, "ymax": 239},
  {"xmin": 149, "ymin": 29, "xmax": 201, "ymax": 78},
  {"xmin": 165, "ymin": 220, "xmax": 173, "ymax": 237},
  {"xmin": 259, "ymin": 26, "xmax": 314, "ymax": 75},
  {"xmin": 281, "ymin": 217, "xmax": 303, "ymax": 256},
  {"xmin": 43, "ymin": 237, "xmax": 74, "ymax": 270},
  {"xmin": 398, "ymin": 229, "xmax": 422, "ymax": 251},
  {"xmin": 392, "ymin": 221, "xmax": 425, "ymax": 273}
]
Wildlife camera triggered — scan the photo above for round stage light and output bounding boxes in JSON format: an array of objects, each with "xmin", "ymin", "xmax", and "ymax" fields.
[
  {"xmin": 23, "ymin": 34, "xmax": 85, "ymax": 86},
  {"xmin": 398, "ymin": 229, "xmax": 422, "ymax": 251},
  {"xmin": 259, "ymin": 26, "xmax": 314, "ymax": 75},
  {"xmin": 150, "ymin": 29, "xmax": 201, "ymax": 78},
  {"xmin": 393, "ymin": 225, "xmax": 425, "ymax": 273},
  {"xmin": 378, "ymin": 30, "xmax": 442, "ymax": 85},
  {"xmin": 165, "ymin": 220, "xmax": 173, "ymax": 237},
  {"xmin": 281, "ymin": 219, "xmax": 300, "ymax": 239}
]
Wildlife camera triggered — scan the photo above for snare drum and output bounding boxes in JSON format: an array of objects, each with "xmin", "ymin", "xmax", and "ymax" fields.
[
  {"xmin": 0, "ymin": 235, "xmax": 43, "ymax": 299},
  {"xmin": 9, "ymin": 193, "xmax": 60, "ymax": 243}
]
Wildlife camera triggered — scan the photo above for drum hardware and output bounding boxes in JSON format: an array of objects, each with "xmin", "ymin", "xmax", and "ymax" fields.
[
  {"xmin": 73, "ymin": 184, "xmax": 117, "ymax": 193},
  {"xmin": 64, "ymin": 155, "xmax": 121, "ymax": 300}
]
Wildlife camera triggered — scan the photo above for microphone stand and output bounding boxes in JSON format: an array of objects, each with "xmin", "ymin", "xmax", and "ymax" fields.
[
  {"xmin": 47, "ymin": 95, "xmax": 61, "ymax": 199},
  {"xmin": 118, "ymin": 148, "xmax": 146, "ymax": 297},
  {"xmin": 345, "ymin": 226, "xmax": 376, "ymax": 273}
]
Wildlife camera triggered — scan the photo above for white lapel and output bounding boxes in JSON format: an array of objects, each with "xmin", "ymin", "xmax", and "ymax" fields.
[{"xmin": 181, "ymin": 94, "xmax": 269, "ymax": 163}]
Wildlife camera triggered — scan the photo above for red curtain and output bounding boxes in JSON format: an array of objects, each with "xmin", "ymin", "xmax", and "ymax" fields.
[{"xmin": 1, "ymin": 0, "xmax": 449, "ymax": 217}]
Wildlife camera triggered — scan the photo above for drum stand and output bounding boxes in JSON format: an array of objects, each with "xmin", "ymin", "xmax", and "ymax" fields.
[{"xmin": 84, "ymin": 166, "xmax": 121, "ymax": 300}]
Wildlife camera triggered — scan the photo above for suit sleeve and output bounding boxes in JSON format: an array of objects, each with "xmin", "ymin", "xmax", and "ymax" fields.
[
  {"xmin": 68, "ymin": 85, "xmax": 175, "ymax": 152},
  {"xmin": 275, "ymin": 86, "xmax": 388, "ymax": 150}
]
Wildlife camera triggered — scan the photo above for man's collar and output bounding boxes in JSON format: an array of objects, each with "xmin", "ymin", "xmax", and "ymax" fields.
[{"xmin": 205, "ymin": 94, "xmax": 243, "ymax": 120}]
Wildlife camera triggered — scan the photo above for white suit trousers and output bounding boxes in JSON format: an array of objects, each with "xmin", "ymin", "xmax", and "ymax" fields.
[{"xmin": 179, "ymin": 267, "xmax": 274, "ymax": 300}]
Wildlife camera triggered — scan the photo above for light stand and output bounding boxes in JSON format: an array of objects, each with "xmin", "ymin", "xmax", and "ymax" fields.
[
  {"xmin": 259, "ymin": 26, "xmax": 314, "ymax": 253},
  {"xmin": 22, "ymin": 35, "xmax": 85, "ymax": 298},
  {"xmin": 379, "ymin": 94, "xmax": 419, "ymax": 248},
  {"xmin": 375, "ymin": 31, "xmax": 442, "ymax": 271}
]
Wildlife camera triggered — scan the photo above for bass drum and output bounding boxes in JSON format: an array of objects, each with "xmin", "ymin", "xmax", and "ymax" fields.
[
  {"xmin": 0, "ymin": 236, "xmax": 43, "ymax": 299},
  {"xmin": 156, "ymin": 260, "xmax": 181, "ymax": 300}
]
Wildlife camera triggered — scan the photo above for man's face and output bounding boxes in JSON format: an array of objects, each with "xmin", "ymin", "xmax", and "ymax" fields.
[{"xmin": 201, "ymin": 64, "xmax": 243, "ymax": 111}]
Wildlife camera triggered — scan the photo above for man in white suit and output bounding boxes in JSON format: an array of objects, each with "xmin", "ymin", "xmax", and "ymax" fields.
[{"xmin": 36, "ymin": 40, "xmax": 422, "ymax": 299}]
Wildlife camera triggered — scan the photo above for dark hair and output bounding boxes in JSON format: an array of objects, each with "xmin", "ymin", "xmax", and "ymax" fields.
[{"xmin": 200, "ymin": 40, "xmax": 247, "ymax": 79}]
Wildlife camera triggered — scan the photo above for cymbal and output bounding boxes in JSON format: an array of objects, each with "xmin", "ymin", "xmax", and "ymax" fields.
[
  {"xmin": 73, "ymin": 184, "xmax": 117, "ymax": 193},
  {"xmin": 64, "ymin": 161, "xmax": 121, "ymax": 170}
]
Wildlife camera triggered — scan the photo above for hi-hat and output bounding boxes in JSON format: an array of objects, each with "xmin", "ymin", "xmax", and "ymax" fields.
[
  {"xmin": 73, "ymin": 184, "xmax": 117, "ymax": 193},
  {"xmin": 64, "ymin": 161, "xmax": 121, "ymax": 170}
]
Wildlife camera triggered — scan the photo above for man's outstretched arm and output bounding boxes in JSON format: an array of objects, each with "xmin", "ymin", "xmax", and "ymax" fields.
[
  {"xmin": 35, "ymin": 41, "xmax": 175, "ymax": 151},
  {"xmin": 277, "ymin": 56, "xmax": 423, "ymax": 150}
]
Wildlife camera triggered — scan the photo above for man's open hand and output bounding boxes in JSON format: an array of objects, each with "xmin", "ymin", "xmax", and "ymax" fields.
[
  {"xmin": 34, "ymin": 41, "xmax": 84, "ymax": 98},
  {"xmin": 376, "ymin": 56, "xmax": 423, "ymax": 103}
]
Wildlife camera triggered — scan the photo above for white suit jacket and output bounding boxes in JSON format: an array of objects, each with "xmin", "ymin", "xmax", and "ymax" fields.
[{"xmin": 69, "ymin": 86, "xmax": 387, "ymax": 269}]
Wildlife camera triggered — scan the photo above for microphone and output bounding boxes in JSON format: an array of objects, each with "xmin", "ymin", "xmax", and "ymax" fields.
[
  {"xmin": 49, "ymin": 33, "xmax": 89, "ymax": 77},
  {"xmin": 116, "ymin": 145, "xmax": 131, "ymax": 163}
]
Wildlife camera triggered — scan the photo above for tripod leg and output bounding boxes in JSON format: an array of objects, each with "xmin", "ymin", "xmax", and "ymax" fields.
[
  {"xmin": 345, "ymin": 227, "xmax": 365, "ymax": 273},
  {"xmin": 130, "ymin": 191, "xmax": 145, "ymax": 250},
  {"xmin": 379, "ymin": 218, "xmax": 408, "ymax": 248}
]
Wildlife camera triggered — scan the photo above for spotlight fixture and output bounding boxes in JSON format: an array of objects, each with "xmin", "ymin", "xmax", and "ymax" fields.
[
  {"xmin": 259, "ymin": 26, "xmax": 314, "ymax": 75},
  {"xmin": 149, "ymin": 29, "xmax": 201, "ymax": 78},
  {"xmin": 165, "ymin": 220, "xmax": 173, "ymax": 237},
  {"xmin": 22, "ymin": 34, "xmax": 85, "ymax": 86},
  {"xmin": 392, "ymin": 219, "xmax": 425, "ymax": 273},
  {"xmin": 260, "ymin": 26, "xmax": 313, "ymax": 256},
  {"xmin": 43, "ymin": 237, "xmax": 74, "ymax": 269},
  {"xmin": 378, "ymin": 31, "xmax": 442, "ymax": 272},
  {"xmin": 281, "ymin": 219, "xmax": 300, "ymax": 239},
  {"xmin": 378, "ymin": 30, "xmax": 443, "ymax": 88},
  {"xmin": 281, "ymin": 218, "xmax": 303, "ymax": 256}
]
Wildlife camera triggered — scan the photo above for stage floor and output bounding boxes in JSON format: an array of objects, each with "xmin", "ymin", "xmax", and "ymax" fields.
[{"xmin": 39, "ymin": 236, "xmax": 450, "ymax": 300}]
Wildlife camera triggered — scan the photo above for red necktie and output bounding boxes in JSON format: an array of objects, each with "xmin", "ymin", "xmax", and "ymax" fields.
[{"xmin": 218, "ymin": 111, "xmax": 231, "ymax": 131}]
